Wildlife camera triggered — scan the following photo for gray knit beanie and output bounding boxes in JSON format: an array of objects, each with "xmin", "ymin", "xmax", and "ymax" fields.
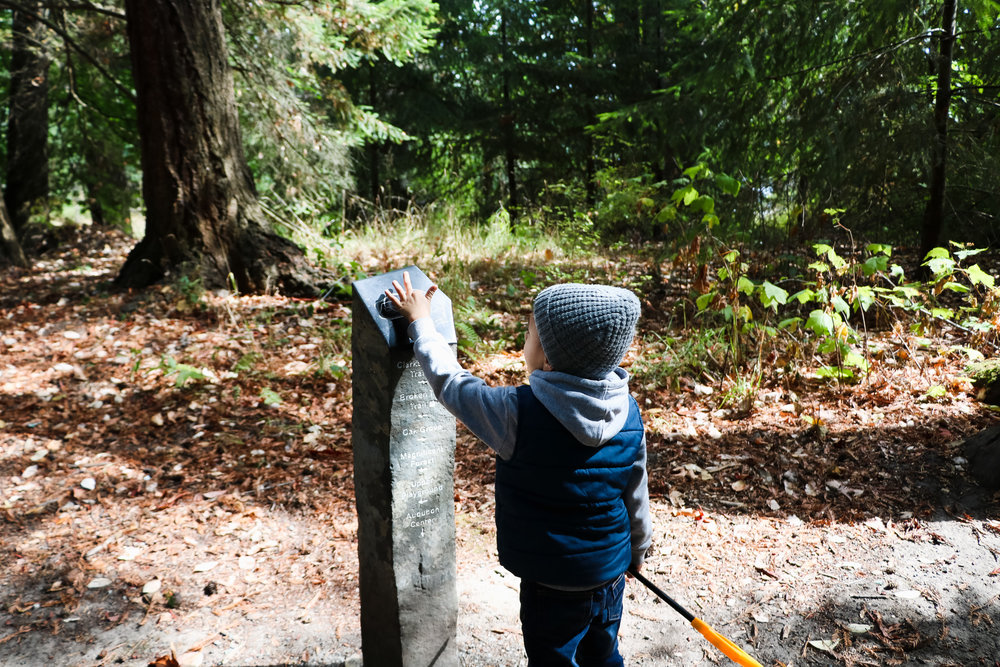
[{"xmin": 533, "ymin": 283, "xmax": 640, "ymax": 380}]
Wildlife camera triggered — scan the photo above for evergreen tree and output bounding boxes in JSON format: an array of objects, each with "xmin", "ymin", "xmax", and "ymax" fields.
[{"xmin": 116, "ymin": 0, "xmax": 319, "ymax": 294}]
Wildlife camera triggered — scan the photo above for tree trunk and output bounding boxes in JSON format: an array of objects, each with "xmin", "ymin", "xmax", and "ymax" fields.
[
  {"xmin": 500, "ymin": 8, "xmax": 518, "ymax": 223},
  {"xmin": 0, "ymin": 191, "xmax": 29, "ymax": 268},
  {"xmin": 5, "ymin": 1, "xmax": 51, "ymax": 232},
  {"xmin": 583, "ymin": 0, "xmax": 595, "ymax": 210},
  {"xmin": 919, "ymin": 0, "xmax": 957, "ymax": 260},
  {"xmin": 367, "ymin": 61, "xmax": 381, "ymax": 205},
  {"xmin": 116, "ymin": 0, "xmax": 319, "ymax": 296}
]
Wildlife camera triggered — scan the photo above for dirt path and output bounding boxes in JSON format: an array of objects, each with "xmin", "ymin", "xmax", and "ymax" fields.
[
  {"xmin": 2, "ymin": 498, "xmax": 998, "ymax": 666},
  {"xmin": 2, "ymin": 228, "xmax": 999, "ymax": 666}
]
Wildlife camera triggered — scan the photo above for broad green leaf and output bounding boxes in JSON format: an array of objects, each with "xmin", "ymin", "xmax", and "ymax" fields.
[
  {"xmin": 806, "ymin": 310, "xmax": 834, "ymax": 336},
  {"xmin": 702, "ymin": 213, "xmax": 720, "ymax": 228},
  {"xmin": 866, "ymin": 243, "xmax": 892, "ymax": 256},
  {"xmin": 831, "ymin": 295, "xmax": 850, "ymax": 316},
  {"xmin": 955, "ymin": 248, "xmax": 986, "ymax": 261},
  {"xmin": 924, "ymin": 247, "xmax": 951, "ymax": 260},
  {"xmin": 817, "ymin": 337, "xmax": 839, "ymax": 355},
  {"xmin": 844, "ymin": 350, "xmax": 868, "ymax": 370},
  {"xmin": 174, "ymin": 364, "xmax": 206, "ymax": 388},
  {"xmin": 813, "ymin": 243, "xmax": 833, "ymax": 257},
  {"xmin": 682, "ymin": 164, "xmax": 705, "ymax": 179},
  {"xmin": 260, "ymin": 387, "xmax": 283, "ymax": 406},
  {"xmin": 930, "ymin": 307, "xmax": 954, "ymax": 319},
  {"xmin": 671, "ymin": 185, "xmax": 693, "ymax": 204},
  {"xmin": 639, "ymin": 197, "xmax": 655, "ymax": 208},
  {"xmin": 816, "ymin": 366, "xmax": 854, "ymax": 380},
  {"xmin": 925, "ymin": 256, "xmax": 955, "ymax": 276},
  {"xmin": 966, "ymin": 264, "xmax": 996, "ymax": 288},
  {"xmin": 961, "ymin": 317, "xmax": 995, "ymax": 333},
  {"xmin": 692, "ymin": 195, "xmax": 715, "ymax": 214},
  {"xmin": 923, "ymin": 385, "xmax": 947, "ymax": 399},
  {"xmin": 683, "ymin": 187, "xmax": 700, "ymax": 206},
  {"xmin": 861, "ymin": 256, "xmax": 887, "ymax": 276},
  {"xmin": 882, "ymin": 293, "xmax": 907, "ymax": 307},
  {"xmin": 723, "ymin": 249, "xmax": 740, "ymax": 263},
  {"xmin": 778, "ymin": 317, "xmax": 802, "ymax": 330},
  {"xmin": 808, "ymin": 261, "xmax": 829, "ymax": 273},
  {"xmin": 696, "ymin": 291, "xmax": 716, "ymax": 311},
  {"xmin": 854, "ymin": 286, "xmax": 875, "ymax": 312},
  {"xmin": 737, "ymin": 276, "xmax": 755, "ymax": 295},
  {"xmin": 826, "ymin": 248, "xmax": 847, "ymax": 271},
  {"xmin": 790, "ymin": 288, "xmax": 816, "ymax": 304},
  {"xmin": 760, "ymin": 281, "xmax": 789, "ymax": 309},
  {"xmin": 715, "ymin": 173, "xmax": 740, "ymax": 196},
  {"xmin": 943, "ymin": 282, "xmax": 970, "ymax": 293},
  {"xmin": 656, "ymin": 205, "xmax": 677, "ymax": 222}
]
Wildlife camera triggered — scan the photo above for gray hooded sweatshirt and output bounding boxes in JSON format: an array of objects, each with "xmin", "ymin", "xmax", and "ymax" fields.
[{"xmin": 407, "ymin": 317, "xmax": 652, "ymax": 569}]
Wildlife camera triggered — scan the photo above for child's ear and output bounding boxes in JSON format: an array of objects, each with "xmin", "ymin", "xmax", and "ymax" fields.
[{"xmin": 542, "ymin": 357, "xmax": 553, "ymax": 372}]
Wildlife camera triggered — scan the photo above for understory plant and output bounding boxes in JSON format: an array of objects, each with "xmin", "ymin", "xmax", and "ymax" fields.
[{"xmin": 695, "ymin": 224, "xmax": 999, "ymax": 403}]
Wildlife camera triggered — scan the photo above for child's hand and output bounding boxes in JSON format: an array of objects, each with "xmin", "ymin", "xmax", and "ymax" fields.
[{"xmin": 384, "ymin": 271, "xmax": 438, "ymax": 323}]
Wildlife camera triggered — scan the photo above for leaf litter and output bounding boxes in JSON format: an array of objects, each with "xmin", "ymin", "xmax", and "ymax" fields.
[{"xmin": 1, "ymin": 227, "xmax": 998, "ymax": 665}]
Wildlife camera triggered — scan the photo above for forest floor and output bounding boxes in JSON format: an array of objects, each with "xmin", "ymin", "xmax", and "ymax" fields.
[{"xmin": 2, "ymin": 227, "xmax": 999, "ymax": 667}]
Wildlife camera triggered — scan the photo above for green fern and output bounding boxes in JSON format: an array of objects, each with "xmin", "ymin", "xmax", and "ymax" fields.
[{"xmin": 455, "ymin": 320, "xmax": 482, "ymax": 356}]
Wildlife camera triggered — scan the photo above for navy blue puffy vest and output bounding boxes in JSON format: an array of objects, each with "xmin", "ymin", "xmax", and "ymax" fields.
[{"xmin": 495, "ymin": 385, "xmax": 644, "ymax": 587}]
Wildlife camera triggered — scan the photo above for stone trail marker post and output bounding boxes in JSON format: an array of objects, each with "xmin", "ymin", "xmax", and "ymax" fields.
[{"xmin": 352, "ymin": 266, "xmax": 459, "ymax": 667}]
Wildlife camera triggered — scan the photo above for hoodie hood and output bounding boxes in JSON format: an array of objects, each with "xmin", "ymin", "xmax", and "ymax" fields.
[{"xmin": 527, "ymin": 367, "xmax": 632, "ymax": 447}]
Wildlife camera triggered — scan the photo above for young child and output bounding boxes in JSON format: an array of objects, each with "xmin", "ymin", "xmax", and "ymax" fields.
[{"xmin": 385, "ymin": 272, "xmax": 651, "ymax": 667}]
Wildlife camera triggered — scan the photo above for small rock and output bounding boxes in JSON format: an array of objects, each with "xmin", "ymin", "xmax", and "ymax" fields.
[{"xmin": 87, "ymin": 577, "xmax": 112, "ymax": 589}]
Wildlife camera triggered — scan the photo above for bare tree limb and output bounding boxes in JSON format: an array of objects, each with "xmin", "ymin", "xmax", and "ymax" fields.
[{"xmin": 45, "ymin": 1, "xmax": 125, "ymax": 19}]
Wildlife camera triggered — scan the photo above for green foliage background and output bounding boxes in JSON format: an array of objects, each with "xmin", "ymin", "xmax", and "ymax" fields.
[{"xmin": 1, "ymin": 0, "xmax": 998, "ymax": 248}]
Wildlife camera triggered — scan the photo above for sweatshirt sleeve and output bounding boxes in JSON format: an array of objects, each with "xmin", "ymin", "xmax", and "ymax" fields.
[
  {"xmin": 407, "ymin": 317, "xmax": 519, "ymax": 460},
  {"xmin": 625, "ymin": 433, "xmax": 653, "ymax": 568}
]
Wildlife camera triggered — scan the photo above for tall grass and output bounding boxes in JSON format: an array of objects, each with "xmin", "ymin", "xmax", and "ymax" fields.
[{"xmin": 338, "ymin": 204, "xmax": 560, "ymax": 270}]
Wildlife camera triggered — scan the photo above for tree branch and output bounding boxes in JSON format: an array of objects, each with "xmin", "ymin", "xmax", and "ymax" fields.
[
  {"xmin": 763, "ymin": 25, "xmax": 1000, "ymax": 83},
  {"xmin": 0, "ymin": 0, "xmax": 134, "ymax": 101},
  {"xmin": 763, "ymin": 30, "xmax": 943, "ymax": 81},
  {"xmin": 45, "ymin": 1, "xmax": 125, "ymax": 19}
]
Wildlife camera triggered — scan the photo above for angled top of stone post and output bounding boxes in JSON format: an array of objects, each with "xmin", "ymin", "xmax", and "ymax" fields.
[{"xmin": 352, "ymin": 265, "xmax": 457, "ymax": 348}]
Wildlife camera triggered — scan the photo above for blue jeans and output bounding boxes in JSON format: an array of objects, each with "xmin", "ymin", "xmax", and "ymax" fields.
[{"xmin": 519, "ymin": 573, "xmax": 626, "ymax": 667}]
